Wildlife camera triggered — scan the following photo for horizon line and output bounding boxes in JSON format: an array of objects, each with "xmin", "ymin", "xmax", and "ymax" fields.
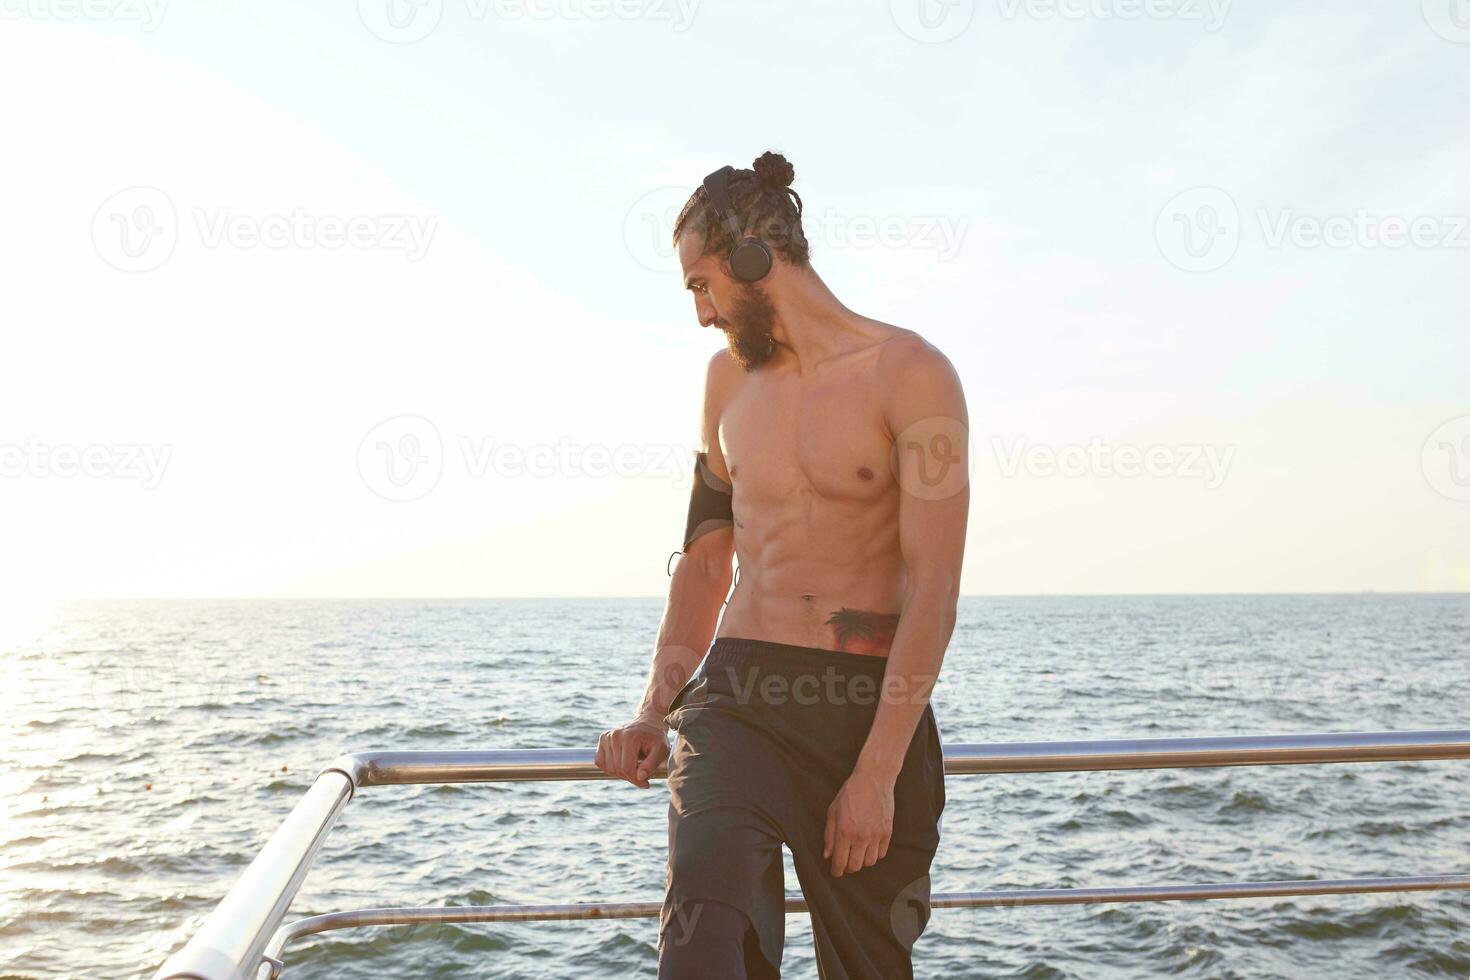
[{"xmin": 46, "ymin": 590, "xmax": 1470, "ymax": 601}]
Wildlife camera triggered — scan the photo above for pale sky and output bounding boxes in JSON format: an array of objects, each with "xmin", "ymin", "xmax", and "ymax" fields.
[{"xmin": 0, "ymin": 1, "xmax": 1467, "ymax": 604}]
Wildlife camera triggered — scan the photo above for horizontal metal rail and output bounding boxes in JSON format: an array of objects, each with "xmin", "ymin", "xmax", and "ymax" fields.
[
  {"xmin": 154, "ymin": 728, "xmax": 1470, "ymax": 980},
  {"xmin": 330, "ymin": 729, "xmax": 1470, "ymax": 786},
  {"xmin": 263, "ymin": 874, "xmax": 1470, "ymax": 961}
]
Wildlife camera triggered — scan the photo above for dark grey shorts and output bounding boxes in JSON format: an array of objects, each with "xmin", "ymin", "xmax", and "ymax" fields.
[{"xmin": 660, "ymin": 636, "xmax": 946, "ymax": 979}]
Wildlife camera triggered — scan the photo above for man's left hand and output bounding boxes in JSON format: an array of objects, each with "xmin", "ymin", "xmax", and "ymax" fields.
[{"xmin": 823, "ymin": 767, "xmax": 896, "ymax": 877}]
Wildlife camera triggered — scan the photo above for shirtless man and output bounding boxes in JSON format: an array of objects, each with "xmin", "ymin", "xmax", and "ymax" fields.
[{"xmin": 595, "ymin": 151, "xmax": 969, "ymax": 979}]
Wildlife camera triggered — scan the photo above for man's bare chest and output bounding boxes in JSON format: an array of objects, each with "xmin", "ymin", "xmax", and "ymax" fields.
[{"xmin": 718, "ymin": 373, "xmax": 895, "ymax": 505}]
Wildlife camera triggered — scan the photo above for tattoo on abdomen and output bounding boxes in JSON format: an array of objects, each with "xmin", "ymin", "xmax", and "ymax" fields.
[{"xmin": 824, "ymin": 608, "xmax": 900, "ymax": 656}]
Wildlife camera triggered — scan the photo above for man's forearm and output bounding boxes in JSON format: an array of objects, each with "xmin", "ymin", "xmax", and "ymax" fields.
[
  {"xmin": 854, "ymin": 580, "xmax": 957, "ymax": 779},
  {"xmin": 634, "ymin": 552, "xmax": 733, "ymax": 727}
]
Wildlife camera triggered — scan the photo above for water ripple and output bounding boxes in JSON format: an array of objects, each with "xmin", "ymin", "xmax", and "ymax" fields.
[{"xmin": 2, "ymin": 595, "xmax": 1468, "ymax": 979}]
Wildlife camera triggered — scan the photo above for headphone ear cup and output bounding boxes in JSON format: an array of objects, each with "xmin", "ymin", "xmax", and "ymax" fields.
[{"xmin": 729, "ymin": 238, "xmax": 773, "ymax": 282}]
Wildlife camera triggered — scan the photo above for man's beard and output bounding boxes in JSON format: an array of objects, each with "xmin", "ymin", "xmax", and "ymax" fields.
[{"xmin": 720, "ymin": 283, "xmax": 778, "ymax": 371}]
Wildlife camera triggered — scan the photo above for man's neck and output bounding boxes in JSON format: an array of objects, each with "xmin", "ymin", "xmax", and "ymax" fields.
[{"xmin": 766, "ymin": 269, "xmax": 881, "ymax": 373}]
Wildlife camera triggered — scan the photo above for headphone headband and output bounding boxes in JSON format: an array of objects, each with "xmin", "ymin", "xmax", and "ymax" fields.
[
  {"xmin": 700, "ymin": 165, "xmax": 774, "ymax": 282},
  {"xmin": 701, "ymin": 166, "xmax": 744, "ymax": 240}
]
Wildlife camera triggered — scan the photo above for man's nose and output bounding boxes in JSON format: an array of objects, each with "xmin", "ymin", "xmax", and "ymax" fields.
[{"xmin": 695, "ymin": 295, "xmax": 718, "ymax": 328}]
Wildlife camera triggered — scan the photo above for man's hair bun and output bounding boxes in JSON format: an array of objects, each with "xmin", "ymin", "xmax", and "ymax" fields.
[
  {"xmin": 673, "ymin": 149, "xmax": 810, "ymax": 267},
  {"xmin": 752, "ymin": 151, "xmax": 795, "ymax": 189}
]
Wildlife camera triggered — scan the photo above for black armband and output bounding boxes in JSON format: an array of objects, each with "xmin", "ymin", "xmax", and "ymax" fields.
[{"xmin": 681, "ymin": 451, "xmax": 734, "ymax": 552}]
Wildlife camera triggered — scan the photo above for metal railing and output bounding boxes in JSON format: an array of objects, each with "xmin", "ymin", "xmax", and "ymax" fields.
[{"xmin": 154, "ymin": 729, "xmax": 1470, "ymax": 980}]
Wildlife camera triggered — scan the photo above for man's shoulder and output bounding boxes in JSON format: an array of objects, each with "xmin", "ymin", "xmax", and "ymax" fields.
[
  {"xmin": 703, "ymin": 348, "xmax": 745, "ymax": 397},
  {"xmin": 700, "ymin": 348, "xmax": 746, "ymax": 425},
  {"xmin": 705, "ymin": 346, "xmax": 740, "ymax": 378},
  {"xmin": 875, "ymin": 328, "xmax": 958, "ymax": 386}
]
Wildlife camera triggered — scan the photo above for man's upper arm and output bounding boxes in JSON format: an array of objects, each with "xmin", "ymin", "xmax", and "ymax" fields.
[
  {"xmin": 881, "ymin": 338, "xmax": 970, "ymax": 592},
  {"xmin": 683, "ymin": 350, "xmax": 739, "ymax": 564},
  {"xmin": 699, "ymin": 349, "xmax": 737, "ymax": 483}
]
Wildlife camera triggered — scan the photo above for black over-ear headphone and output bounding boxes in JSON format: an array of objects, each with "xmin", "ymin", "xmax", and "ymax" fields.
[{"xmin": 701, "ymin": 165, "xmax": 774, "ymax": 283}]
